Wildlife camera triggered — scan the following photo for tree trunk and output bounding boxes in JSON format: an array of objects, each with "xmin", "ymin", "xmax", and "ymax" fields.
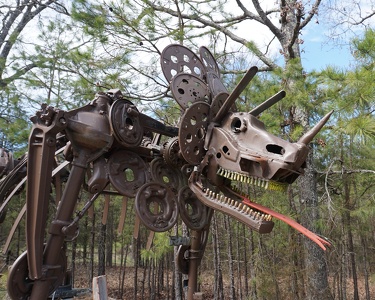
[
  {"xmin": 90, "ymin": 209, "xmax": 96, "ymax": 283},
  {"xmin": 236, "ymin": 222, "xmax": 243, "ymax": 300},
  {"xmin": 106, "ymin": 209, "xmax": 113, "ymax": 267},
  {"xmin": 242, "ymin": 224, "xmax": 248, "ymax": 298},
  {"xmin": 98, "ymin": 222, "xmax": 106, "ymax": 276},
  {"xmin": 224, "ymin": 215, "xmax": 236, "ymax": 300},
  {"xmin": 212, "ymin": 213, "xmax": 224, "ymax": 300},
  {"xmin": 71, "ymin": 239, "xmax": 77, "ymax": 288},
  {"xmin": 248, "ymin": 229, "xmax": 257, "ymax": 300},
  {"xmin": 360, "ymin": 234, "xmax": 370, "ymax": 300},
  {"xmin": 173, "ymin": 223, "xmax": 183, "ymax": 299},
  {"xmin": 82, "ymin": 215, "xmax": 88, "ymax": 266},
  {"xmin": 134, "ymin": 237, "xmax": 139, "ymax": 299},
  {"xmin": 299, "ymin": 151, "xmax": 332, "ymax": 300}
]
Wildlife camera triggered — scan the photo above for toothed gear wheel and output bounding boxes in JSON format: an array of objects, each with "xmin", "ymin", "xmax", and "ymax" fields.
[{"xmin": 163, "ymin": 137, "xmax": 184, "ymax": 168}]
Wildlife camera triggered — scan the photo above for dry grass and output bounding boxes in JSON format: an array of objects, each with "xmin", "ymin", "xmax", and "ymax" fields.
[{"xmin": 1, "ymin": 263, "xmax": 374, "ymax": 299}]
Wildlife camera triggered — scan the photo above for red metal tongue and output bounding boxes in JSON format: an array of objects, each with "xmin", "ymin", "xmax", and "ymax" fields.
[{"xmin": 242, "ymin": 198, "xmax": 331, "ymax": 251}]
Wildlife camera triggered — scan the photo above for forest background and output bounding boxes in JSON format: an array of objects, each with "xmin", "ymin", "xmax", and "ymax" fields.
[{"xmin": 0, "ymin": 0, "xmax": 375, "ymax": 299}]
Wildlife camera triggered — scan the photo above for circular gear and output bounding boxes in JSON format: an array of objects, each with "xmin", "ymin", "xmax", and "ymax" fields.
[
  {"xmin": 135, "ymin": 182, "xmax": 178, "ymax": 232},
  {"xmin": 171, "ymin": 73, "xmax": 210, "ymax": 110},
  {"xmin": 179, "ymin": 101, "xmax": 210, "ymax": 165},
  {"xmin": 108, "ymin": 150, "xmax": 149, "ymax": 197},
  {"xmin": 109, "ymin": 99, "xmax": 143, "ymax": 147},
  {"xmin": 199, "ymin": 46, "xmax": 220, "ymax": 75},
  {"xmin": 162, "ymin": 137, "xmax": 184, "ymax": 168},
  {"xmin": 178, "ymin": 186, "xmax": 208, "ymax": 230},
  {"xmin": 160, "ymin": 44, "xmax": 206, "ymax": 82},
  {"xmin": 150, "ymin": 157, "xmax": 183, "ymax": 194},
  {"xmin": 7, "ymin": 248, "xmax": 67, "ymax": 300}
]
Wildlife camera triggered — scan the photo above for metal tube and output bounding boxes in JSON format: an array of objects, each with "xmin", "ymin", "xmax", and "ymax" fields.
[
  {"xmin": 213, "ymin": 66, "xmax": 258, "ymax": 123},
  {"xmin": 187, "ymin": 229, "xmax": 202, "ymax": 300}
]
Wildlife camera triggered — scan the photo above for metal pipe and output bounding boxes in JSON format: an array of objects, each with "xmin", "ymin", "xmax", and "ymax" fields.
[
  {"xmin": 187, "ymin": 229, "xmax": 202, "ymax": 300},
  {"xmin": 213, "ymin": 66, "xmax": 258, "ymax": 123}
]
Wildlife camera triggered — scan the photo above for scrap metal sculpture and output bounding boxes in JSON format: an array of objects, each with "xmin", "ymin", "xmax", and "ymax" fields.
[{"xmin": 1, "ymin": 44, "xmax": 332, "ymax": 299}]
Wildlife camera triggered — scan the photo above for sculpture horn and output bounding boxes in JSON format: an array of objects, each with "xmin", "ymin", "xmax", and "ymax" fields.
[
  {"xmin": 298, "ymin": 110, "xmax": 334, "ymax": 145},
  {"xmin": 213, "ymin": 66, "xmax": 258, "ymax": 123},
  {"xmin": 249, "ymin": 90, "xmax": 286, "ymax": 117}
]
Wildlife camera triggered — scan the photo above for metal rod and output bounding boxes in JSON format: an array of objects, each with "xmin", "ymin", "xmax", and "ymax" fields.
[
  {"xmin": 249, "ymin": 90, "xmax": 286, "ymax": 116},
  {"xmin": 213, "ymin": 66, "xmax": 258, "ymax": 123},
  {"xmin": 187, "ymin": 229, "xmax": 202, "ymax": 300}
]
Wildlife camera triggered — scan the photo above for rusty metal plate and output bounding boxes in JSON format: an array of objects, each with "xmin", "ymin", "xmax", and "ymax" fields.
[
  {"xmin": 7, "ymin": 248, "xmax": 67, "ymax": 300},
  {"xmin": 161, "ymin": 44, "xmax": 206, "ymax": 82},
  {"xmin": 109, "ymin": 99, "xmax": 143, "ymax": 147},
  {"xmin": 178, "ymin": 186, "xmax": 208, "ymax": 230},
  {"xmin": 205, "ymin": 71, "xmax": 228, "ymax": 98},
  {"xmin": 179, "ymin": 102, "xmax": 210, "ymax": 165},
  {"xmin": 108, "ymin": 150, "xmax": 149, "ymax": 197},
  {"xmin": 199, "ymin": 46, "xmax": 220, "ymax": 75},
  {"xmin": 176, "ymin": 245, "xmax": 190, "ymax": 275},
  {"xmin": 150, "ymin": 157, "xmax": 184, "ymax": 194},
  {"xmin": 135, "ymin": 182, "xmax": 178, "ymax": 232},
  {"xmin": 171, "ymin": 73, "xmax": 210, "ymax": 110}
]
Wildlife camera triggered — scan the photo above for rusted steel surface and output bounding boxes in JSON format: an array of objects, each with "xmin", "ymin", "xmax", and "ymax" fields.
[{"xmin": 1, "ymin": 44, "xmax": 333, "ymax": 300}]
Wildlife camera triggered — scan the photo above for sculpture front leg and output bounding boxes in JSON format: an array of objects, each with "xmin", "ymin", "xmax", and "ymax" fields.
[{"xmin": 29, "ymin": 164, "xmax": 86, "ymax": 299}]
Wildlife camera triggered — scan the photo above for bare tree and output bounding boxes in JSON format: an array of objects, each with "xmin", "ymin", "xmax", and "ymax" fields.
[{"xmin": 0, "ymin": 0, "xmax": 69, "ymax": 88}]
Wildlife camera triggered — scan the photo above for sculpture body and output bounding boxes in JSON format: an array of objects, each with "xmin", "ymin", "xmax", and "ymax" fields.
[{"xmin": 0, "ymin": 44, "xmax": 332, "ymax": 299}]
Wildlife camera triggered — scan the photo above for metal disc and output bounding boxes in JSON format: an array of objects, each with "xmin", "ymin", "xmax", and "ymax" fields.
[
  {"xmin": 178, "ymin": 186, "xmax": 207, "ymax": 230},
  {"xmin": 150, "ymin": 157, "xmax": 184, "ymax": 194},
  {"xmin": 209, "ymin": 91, "xmax": 237, "ymax": 120},
  {"xmin": 176, "ymin": 245, "xmax": 190, "ymax": 275},
  {"xmin": 206, "ymin": 71, "xmax": 228, "ymax": 97},
  {"xmin": 199, "ymin": 46, "xmax": 220, "ymax": 75},
  {"xmin": 171, "ymin": 73, "xmax": 210, "ymax": 110},
  {"xmin": 109, "ymin": 99, "xmax": 143, "ymax": 147},
  {"xmin": 7, "ymin": 248, "xmax": 67, "ymax": 300},
  {"xmin": 108, "ymin": 150, "xmax": 149, "ymax": 197},
  {"xmin": 135, "ymin": 182, "xmax": 178, "ymax": 232},
  {"xmin": 160, "ymin": 44, "xmax": 206, "ymax": 82},
  {"xmin": 179, "ymin": 101, "xmax": 210, "ymax": 165}
]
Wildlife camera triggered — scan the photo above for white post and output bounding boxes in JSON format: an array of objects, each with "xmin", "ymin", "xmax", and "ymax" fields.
[{"xmin": 92, "ymin": 275, "xmax": 108, "ymax": 300}]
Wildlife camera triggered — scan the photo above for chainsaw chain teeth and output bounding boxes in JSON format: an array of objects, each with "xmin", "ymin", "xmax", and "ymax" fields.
[
  {"xmin": 217, "ymin": 167, "xmax": 287, "ymax": 192},
  {"xmin": 204, "ymin": 187, "xmax": 272, "ymax": 222}
]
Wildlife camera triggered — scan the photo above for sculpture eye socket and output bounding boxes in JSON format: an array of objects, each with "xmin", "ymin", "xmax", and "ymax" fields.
[
  {"xmin": 266, "ymin": 144, "xmax": 285, "ymax": 155},
  {"xmin": 231, "ymin": 117, "xmax": 242, "ymax": 133}
]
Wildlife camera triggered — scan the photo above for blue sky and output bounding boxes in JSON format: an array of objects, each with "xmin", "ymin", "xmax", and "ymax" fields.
[
  {"xmin": 301, "ymin": 35, "xmax": 354, "ymax": 72},
  {"xmin": 299, "ymin": 17, "xmax": 360, "ymax": 72}
]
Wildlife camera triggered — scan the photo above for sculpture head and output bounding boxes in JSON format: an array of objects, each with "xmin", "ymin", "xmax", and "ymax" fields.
[{"xmin": 161, "ymin": 44, "xmax": 332, "ymax": 249}]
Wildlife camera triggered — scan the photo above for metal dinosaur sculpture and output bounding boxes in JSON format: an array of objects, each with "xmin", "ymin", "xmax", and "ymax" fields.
[{"xmin": 0, "ymin": 44, "xmax": 333, "ymax": 300}]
